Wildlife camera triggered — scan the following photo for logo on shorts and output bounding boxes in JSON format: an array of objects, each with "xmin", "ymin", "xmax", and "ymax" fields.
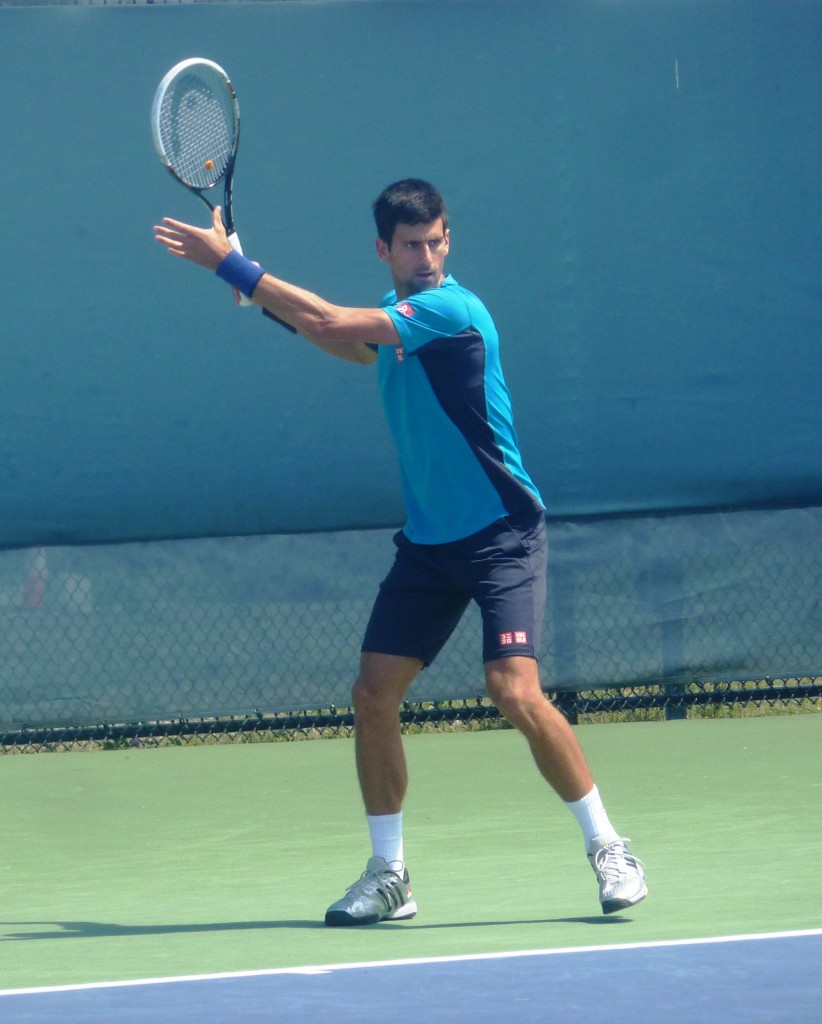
[
  {"xmin": 500, "ymin": 631, "xmax": 529, "ymax": 646},
  {"xmin": 395, "ymin": 302, "xmax": 415, "ymax": 318},
  {"xmin": 395, "ymin": 345, "xmax": 405, "ymax": 362}
]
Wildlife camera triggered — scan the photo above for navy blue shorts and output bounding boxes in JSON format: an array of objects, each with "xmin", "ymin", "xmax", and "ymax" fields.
[{"xmin": 362, "ymin": 511, "xmax": 548, "ymax": 666}]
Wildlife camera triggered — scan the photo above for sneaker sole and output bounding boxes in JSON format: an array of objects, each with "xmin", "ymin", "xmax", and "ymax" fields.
[
  {"xmin": 385, "ymin": 899, "xmax": 418, "ymax": 921},
  {"xmin": 601, "ymin": 884, "xmax": 648, "ymax": 915},
  {"xmin": 325, "ymin": 900, "xmax": 418, "ymax": 927}
]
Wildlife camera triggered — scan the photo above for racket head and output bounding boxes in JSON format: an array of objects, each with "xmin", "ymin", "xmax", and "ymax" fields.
[{"xmin": 151, "ymin": 58, "xmax": 240, "ymax": 194}]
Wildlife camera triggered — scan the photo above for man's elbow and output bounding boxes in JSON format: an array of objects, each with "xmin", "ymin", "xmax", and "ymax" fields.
[
  {"xmin": 355, "ymin": 344, "xmax": 379, "ymax": 365},
  {"xmin": 308, "ymin": 317, "xmax": 377, "ymax": 364},
  {"xmin": 336, "ymin": 340, "xmax": 378, "ymax": 365}
]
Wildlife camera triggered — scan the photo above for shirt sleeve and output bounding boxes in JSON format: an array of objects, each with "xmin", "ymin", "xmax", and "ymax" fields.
[{"xmin": 382, "ymin": 288, "xmax": 470, "ymax": 354}]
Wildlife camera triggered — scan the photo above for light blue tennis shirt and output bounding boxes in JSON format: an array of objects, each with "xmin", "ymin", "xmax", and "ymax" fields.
[{"xmin": 378, "ymin": 275, "xmax": 544, "ymax": 545}]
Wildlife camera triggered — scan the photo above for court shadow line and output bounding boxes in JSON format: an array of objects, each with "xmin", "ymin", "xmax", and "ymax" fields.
[
  {"xmin": 392, "ymin": 916, "xmax": 631, "ymax": 930},
  {"xmin": 0, "ymin": 916, "xmax": 628, "ymax": 941}
]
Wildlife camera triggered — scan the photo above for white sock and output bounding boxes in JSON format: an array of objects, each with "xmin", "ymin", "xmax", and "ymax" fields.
[
  {"xmin": 565, "ymin": 785, "xmax": 620, "ymax": 849},
  {"xmin": 367, "ymin": 812, "xmax": 404, "ymax": 871}
]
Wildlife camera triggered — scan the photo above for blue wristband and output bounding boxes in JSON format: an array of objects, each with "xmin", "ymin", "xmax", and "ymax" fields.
[{"xmin": 215, "ymin": 250, "xmax": 266, "ymax": 298}]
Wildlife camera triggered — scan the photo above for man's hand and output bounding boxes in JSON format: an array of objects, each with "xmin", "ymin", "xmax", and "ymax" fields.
[{"xmin": 153, "ymin": 205, "xmax": 232, "ymax": 271}]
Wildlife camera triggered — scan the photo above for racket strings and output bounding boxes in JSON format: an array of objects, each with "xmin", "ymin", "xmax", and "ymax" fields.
[{"xmin": 159, "ymin": 72, "xmax": 236, "ymax": 189}]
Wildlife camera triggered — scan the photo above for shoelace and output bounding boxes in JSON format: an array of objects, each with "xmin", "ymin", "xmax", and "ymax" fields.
[
  {"xmin": 594, "ymin": 840, "xmax": 643, "ymax": 883},
  {"xmin": 345, "ymin": 866, "xmax": 407, "ymax": 913},
  {"xmin": 347, "ymin": 866, "xmax": 400, "ymax": 898}
]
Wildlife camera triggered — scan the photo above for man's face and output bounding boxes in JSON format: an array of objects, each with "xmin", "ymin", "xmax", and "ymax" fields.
[{"xmin": 376, "ymin": 218, "xmax": 450, "ymax": 300}]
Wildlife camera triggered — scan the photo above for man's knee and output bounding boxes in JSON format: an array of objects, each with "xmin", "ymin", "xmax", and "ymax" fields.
[
  {"xmin": 351, "ymin": 672, "xmax": 387, "ymax": 715},
  {"xmin": 485, "ymin": 657, "xmax": 546, "ymax": 723},
  {"xmin": 352, "ymin": 652, "xmax": 422, "ymax": 716}
]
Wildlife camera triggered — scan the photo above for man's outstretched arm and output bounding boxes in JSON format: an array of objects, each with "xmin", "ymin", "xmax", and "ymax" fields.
[{"xmin": 153, "ymin": 206, "xmax": 399, "ymax": 365}]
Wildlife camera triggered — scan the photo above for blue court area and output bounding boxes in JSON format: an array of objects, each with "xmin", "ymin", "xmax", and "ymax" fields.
[{"xmin": 2, "ymin": 931, "xmax": 819, "ymax": 1023}]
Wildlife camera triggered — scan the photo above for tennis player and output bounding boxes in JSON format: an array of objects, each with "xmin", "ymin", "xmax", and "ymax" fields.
[{"xmin": 154, "ymin": 179, "xmax": 647, "ymax": 925}]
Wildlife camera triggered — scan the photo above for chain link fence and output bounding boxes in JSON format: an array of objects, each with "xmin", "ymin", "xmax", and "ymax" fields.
[
  {"xmin": 1, "ymin": 506, "xmax": 820, "ymax": 752},
  {"xmin": 2, "ymin": 682, "xmax": 821, "ymax": 754}
]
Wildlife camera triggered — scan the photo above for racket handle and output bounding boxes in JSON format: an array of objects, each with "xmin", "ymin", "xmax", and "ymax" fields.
[
  {"xmin": 262, "ymin": 308, "xmax": 298, "ymax": 333},
  {"xmin": 227, "ymin": 232, "xmax": 253, "ymax": 307}
]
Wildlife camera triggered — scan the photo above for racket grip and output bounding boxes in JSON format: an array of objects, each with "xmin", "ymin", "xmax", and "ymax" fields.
[{"xmin": 227, "ymin": 232, "xmax": 253, "ymax": 307}]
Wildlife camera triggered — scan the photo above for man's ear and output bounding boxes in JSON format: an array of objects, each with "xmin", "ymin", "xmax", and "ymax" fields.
[{"xmin": 375, "ymin": 237, "xmax": 390, "ymax": 262}]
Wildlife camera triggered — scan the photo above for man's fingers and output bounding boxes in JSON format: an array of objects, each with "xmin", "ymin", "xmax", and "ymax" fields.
[
  {"xmin": 161, "ymin": 216, "xmax": 191, "ymax": 232},
  {"xmin": 153, "ymin": 228, "xmax": 182, "ymax": 247},
  {"xmin": 153, "ymin": 227, "xmax": 190, "ymax": 259},
  {"xmin": 152, "ymin": 213, "xmax": 226, "ymax": 268}
]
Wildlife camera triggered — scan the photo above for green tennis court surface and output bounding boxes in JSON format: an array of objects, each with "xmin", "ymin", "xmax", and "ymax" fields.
[{"xmin": 1, "ymin": 714, "xmax": 820, "ymax": 992}]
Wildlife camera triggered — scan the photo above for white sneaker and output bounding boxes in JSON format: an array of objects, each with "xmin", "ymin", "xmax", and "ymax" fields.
[
  {"xmin": 588, "ymin": 836, "xmax": 648, "ymax": 914},
  {"xmin": 325, "ymin": 856, "xmax": 417, "ymax": 926}
]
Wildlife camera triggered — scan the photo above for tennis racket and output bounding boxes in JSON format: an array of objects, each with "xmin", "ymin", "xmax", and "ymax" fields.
[
  {"xmin": 151, "ymin": 58, "xmax": 239, "ymax": 226},
  {"xmin": 152, "ymin": 59, "xmax": 296, "ymax": 331},
  {"xmin": 151, "ymin": 58, "xmax": 255, "ymax": 299}
]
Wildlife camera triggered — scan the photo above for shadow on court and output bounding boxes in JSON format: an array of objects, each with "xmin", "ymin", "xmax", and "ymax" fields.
[{"xmin": 0, "ymin": 915, "xmax": 630, "ymax": 941}]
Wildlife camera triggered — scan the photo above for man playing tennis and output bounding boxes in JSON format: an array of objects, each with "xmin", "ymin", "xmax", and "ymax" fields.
[{"xmin": 154, "ymin": 179, "xmax": 647, "ymax": 925}]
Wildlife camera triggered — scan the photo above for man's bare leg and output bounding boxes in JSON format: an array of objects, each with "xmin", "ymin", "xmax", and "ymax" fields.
[
  {"xmin": 484, "ymin": 655, "xmax": 648, "ymax": 914},
  {"xmin": 324, "ymin": 652, "xmax": 422, "ymax": 926},
  {"xmin": 484, "ymin": 655, "xmax": 592, "ymax": 801},
  {"xmin": 352, "ymin": 651, "xmax": 422, "ymax": 814}
]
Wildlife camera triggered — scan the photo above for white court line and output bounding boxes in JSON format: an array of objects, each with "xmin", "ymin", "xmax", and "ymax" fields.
[{"xmin": 1, "ymin": 927, "xmax": 821, "ymax": 998}]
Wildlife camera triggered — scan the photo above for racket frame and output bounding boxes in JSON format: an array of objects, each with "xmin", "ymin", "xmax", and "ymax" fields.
[
  {"xmin": 151, "ymin": 57, "xmax": 241, "ymax": 234},
  {"xmin": 152, "ymin": 58, "xmax": 297, "ymax": 331}
]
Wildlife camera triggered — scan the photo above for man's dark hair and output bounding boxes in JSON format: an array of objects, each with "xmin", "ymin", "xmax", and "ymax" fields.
[{"xmin": 373, "ymin": 179, "xmax": 449, "ymax": 247}]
